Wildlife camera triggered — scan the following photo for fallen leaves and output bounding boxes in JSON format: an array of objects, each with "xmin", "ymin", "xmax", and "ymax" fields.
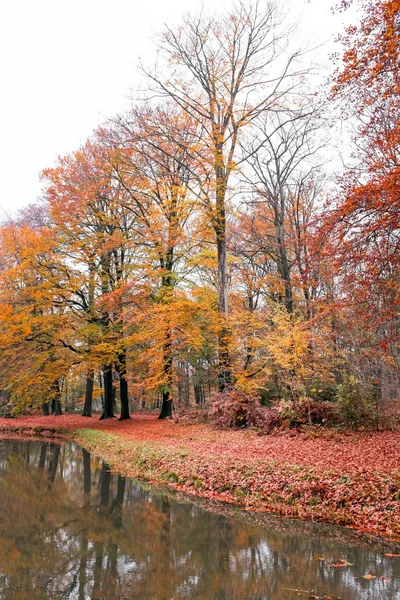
[
  {"xmin": 1, "ymin": 414, "xmax": 400, "ymax": 539},
  {"xmin": 360, "ymin": 573, "xmax": 392, "ymax": 582},
  {"xmin": 329, "ymin": 559, "xmax": 354, "ymax": 568}
]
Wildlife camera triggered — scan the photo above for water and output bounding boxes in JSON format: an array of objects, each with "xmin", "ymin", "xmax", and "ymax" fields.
[{"xmin": 0, "ymin": 438, "xmax": 399, "ymax": 600}]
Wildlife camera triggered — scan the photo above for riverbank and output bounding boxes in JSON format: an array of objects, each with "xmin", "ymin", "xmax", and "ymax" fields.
[{"xmin": 1, "ymin": 414, "xmax": 399, "ymax": 540}]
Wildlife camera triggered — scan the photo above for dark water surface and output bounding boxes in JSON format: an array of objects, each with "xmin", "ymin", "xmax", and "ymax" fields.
[{"xmin": 0, "ymin": 438, "xmax": 399, "ymax": 599}]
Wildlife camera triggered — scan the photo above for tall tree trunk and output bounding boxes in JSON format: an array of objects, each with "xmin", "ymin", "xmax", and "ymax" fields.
[
  {"xmin": 99, "ymin": 252, "xmax": 114, "ymax": 420},
  {"xmin": 83, "ymin": 261, "xmax": 95, "ymax": 418},
  {"xmin": 116, "ymin": 353, "xmax": 130, "ymax": 421},
  {"xmin": 42, "ymin": 402, "xmax": 50, "ymax": 416},
  {"xmin": 112, "ymin": 384, "xmax": 117, "ymax": 413},
  {"xmin": 194, "ymin": 383, "xmax": 203, "ymax": 405},
  {"xmin": 158, "ymin": 329, "xmax": 173, "ymax": 419},
  {"xmin": 82, "ymin": 370, "xmax": 94, "ymax": 417},
  {"xmin": 275, "ymin": 219, "xmax": 293, "ymax": 314},
  {"xmin": 216, "ymin": 217, "xmax": 231, "ymax": 392},
  {"xmin": 178, "ymin": 361, "xmax": 190, "ymax": 405},
  {"xmin": 159, "ymin": 389, "xmax": 173, "ymax": 419},
  {"xmin": 100, "ymin": 365, "xmax": 115, "ymax": 420},
  {"xmin": 98, "ymin": 371, "xmax": 104, "ymax": 408},
  {"xmin": 51, "ymin": 380, "xmax": 63, "ymax": 415}
]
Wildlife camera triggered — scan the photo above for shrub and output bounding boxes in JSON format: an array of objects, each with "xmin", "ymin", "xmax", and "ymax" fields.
[
  {"xmin": 261, "ymin": 404, "xmax": 284, "ymax": 433},
  {"xmin": 308, "ymin": 383, "xmax": 337, "ymax": 403},
  {"xmin": 0, "ymin": 391, "xmax": 13, "ymax": 418},
  {"xmin": 336, "ymin": 376, "xmax": 373, "ymax": 428},
  {"xmin": 289, "ymin": 397, "xmax": 338, "ymax": 426},
  {"xmin": 209, "ymin": 390, "xmax": 270, "ymax": 430},
  {"xmin": 208, "ymin": 390, "xmax": 338, "ymax": 432},
  {"xmin": 173, "ymin": 407, "xmax": 209, "ymax": 425}
]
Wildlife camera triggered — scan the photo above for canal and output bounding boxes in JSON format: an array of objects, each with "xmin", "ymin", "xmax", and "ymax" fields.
[{"xmin": 0, "ymin": 438, "xmax": 399, "ymax": 599}]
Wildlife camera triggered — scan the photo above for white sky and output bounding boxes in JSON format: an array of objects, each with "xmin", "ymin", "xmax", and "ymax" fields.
[{"xmin": 0, "ymin": 0, "xmax": 357, "ymax": 217}]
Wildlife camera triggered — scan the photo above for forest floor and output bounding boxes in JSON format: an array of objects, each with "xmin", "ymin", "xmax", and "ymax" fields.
[{"xmin": 1, "ymin": 413, "xmax": 400, "ymax": 540}]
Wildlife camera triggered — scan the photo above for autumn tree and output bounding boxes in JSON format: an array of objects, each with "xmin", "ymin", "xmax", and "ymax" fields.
[
  {"xmin": 0, "ymin": 214, "xmax": 77, "ymax": 414},
  {"xmin": 144, "ymin": 0, "xmax": 308, "ymax": 390},
  {"xmin": 326, "ymin": 0, "xmax": 400, "ymax": 402},
  {"xmin": 43, "ymin": 135, "xmax": 138, "ymax": 420},
  {"xmin": 109, "ymin": 104, "xmax": 200, "ymax": 417},
  {"xmin": 241, "ymin": 99, "xmax": 327, "ymax": 314}
]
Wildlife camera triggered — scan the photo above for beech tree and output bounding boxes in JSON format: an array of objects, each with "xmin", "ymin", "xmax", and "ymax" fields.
[
  {"xmin": 242, "ymin": 100, "xmax": 326, "ymax": 314},
  {"xmin": 326, "ymin": 0, "xmax": 400, "ymax": 401},
  {"xmin": 43, "ymin": 136, "xmax": 138, "ymax": 420},
  {"xmin": 0, "ymin": 217, "xmax": 77, "ymax": 413},
  {"xmin": 110, "ymin": 104, "xmax": 199, "ymax": 417},
  {"xmin": 145, "ymin": 0, "xmax": 307, "ymax": 390}
]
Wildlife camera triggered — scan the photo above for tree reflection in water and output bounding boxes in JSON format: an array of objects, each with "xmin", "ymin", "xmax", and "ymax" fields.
[{"xmin": 0, "ymin": 438, "xmax": 399, "ymax": 599}]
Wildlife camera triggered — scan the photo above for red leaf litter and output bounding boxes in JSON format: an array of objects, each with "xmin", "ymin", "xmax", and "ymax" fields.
[{"xmin": 1, "ymin": 414, "xmax": 400, "ymax": 539}]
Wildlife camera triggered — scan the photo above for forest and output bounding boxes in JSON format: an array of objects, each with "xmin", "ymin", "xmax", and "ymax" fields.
[{"xmin": 0, "ymin": 0, "xmax": 398, "ymax": 430}]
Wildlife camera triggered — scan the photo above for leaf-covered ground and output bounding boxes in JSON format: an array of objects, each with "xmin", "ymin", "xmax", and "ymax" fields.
[{"xmin": 1, "ymin": 414, "xmax": 400, "ymax": 539}]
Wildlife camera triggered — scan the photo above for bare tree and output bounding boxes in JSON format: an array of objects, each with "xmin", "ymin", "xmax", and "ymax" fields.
[
  {"xmin": 143, "ymin": 0, "xmax": 307, "ymax": 389},
  {"xmin": 242, "ymin": 101, "xmax": 326, "ymax": 313}
]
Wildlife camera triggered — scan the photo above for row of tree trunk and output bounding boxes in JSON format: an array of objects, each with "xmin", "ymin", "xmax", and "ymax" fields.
[{"xmin": 42, "ymin": 362, "xmax": 213, "ymax": 420}]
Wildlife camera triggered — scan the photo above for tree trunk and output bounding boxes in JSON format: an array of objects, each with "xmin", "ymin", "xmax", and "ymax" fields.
[
  {"xmin": 82, "ymin": 371, "xmax": 94, "ymax": 417},
  {"xmin": 99, "ymin": 251, "xmax": 114, "ymax": 420},
  {"xmin": 112, "ymin": 384, "xmax": 117, "ymax": 413},
  {"xmin": 217, "ymin": 233, "xmax": 229, "ymax": 318},
  {"xmin": 42, "ymin": 402, "xmax": 50, "ymax": 416},
  {"xmin": 115, "ymin": 352, "xmax": 130, "ymax": 421},
  {"xmin": 119, "ymin": 377, "xmax": 129, "ymax": 420},
  {"xmin": 194, "ymin": 383, "xmax": 205, "ymax": 405},
  {"xmin": 276, "ymin": 219, "xmax": 293, "ymax": 313},
  {"xmin": 158, "ymin": 329, "xmax": 173, "ymax": 419},
  {"xmin": 51, "ymin": 380, "xmax": 63, "ymax": 415},
  {"xmin": 100, "ymin": 365, "xmax": 115, "ymax": 420},
  {"xmin": 216, "ymin": 230, "xmax": 231, "ymax": 392},
  {"xmin": 158, "ymin": 389, "xmax": 173, "ymax": 419},
  {"xmin": 116, "ymin": 353, "xmax": 130, "ymax": 421}
]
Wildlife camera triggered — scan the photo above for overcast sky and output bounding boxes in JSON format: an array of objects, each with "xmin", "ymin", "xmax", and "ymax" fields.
[{"xmin": 0, "ymin": 0, "xmax": 357, "ymax": 217}]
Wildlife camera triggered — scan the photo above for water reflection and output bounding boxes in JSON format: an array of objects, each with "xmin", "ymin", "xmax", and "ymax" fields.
[{"xmin": 0, "ymin": 438, "xmax": 399, "ymax": 599}]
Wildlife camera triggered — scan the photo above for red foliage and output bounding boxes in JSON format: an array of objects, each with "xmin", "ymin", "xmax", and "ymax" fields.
[
  {"xmin": 327, "ymin": 0, "xmax": 400, "ymax": 329},
  {"xmin": 209, "ymin": 390, "xmax": 270, "ymax": 429}
]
